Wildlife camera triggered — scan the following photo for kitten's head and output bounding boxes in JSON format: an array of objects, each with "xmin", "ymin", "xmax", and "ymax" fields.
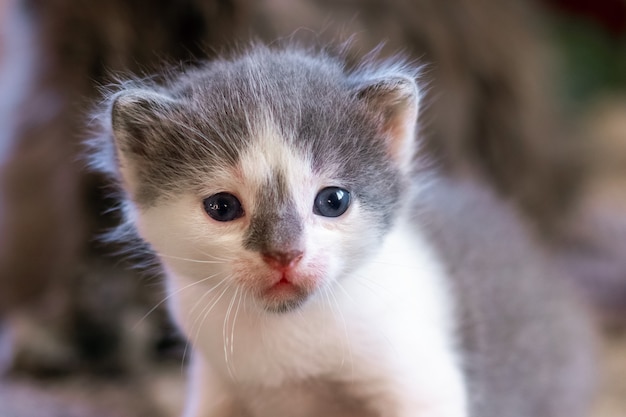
[{"xmin": 94, "ymin": 46, "xmax": 421, "ymax": 313}]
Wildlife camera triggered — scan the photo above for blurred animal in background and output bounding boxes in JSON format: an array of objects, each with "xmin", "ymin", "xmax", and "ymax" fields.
[{"xmin": 0, "ymin": 0, "xmax": 620, "ymax": 380}]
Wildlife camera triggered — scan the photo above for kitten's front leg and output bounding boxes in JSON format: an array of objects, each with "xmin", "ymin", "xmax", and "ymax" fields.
[
  {"xmin": 183, "ymin": 352, "xmax": 240, "ymax": 417},
  {"xmin": 362, "ymin": 351, "xmax": 469, "ymax": 417},
  {"xmin": 369, "ymin": 376, "xmax": 468, "ymax": 417}
]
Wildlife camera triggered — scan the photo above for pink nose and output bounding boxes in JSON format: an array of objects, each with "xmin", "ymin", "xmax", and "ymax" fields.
[{"xmin": 261, "ymin": 250, "xmax": 304, "ymax": 270}]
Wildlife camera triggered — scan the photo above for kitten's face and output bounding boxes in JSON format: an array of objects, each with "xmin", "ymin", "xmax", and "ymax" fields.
[
  {"xmin": 104, "ymin": 48, "xmax": 419, "ymax": 313},
  {"xmin": 135, "ymin": 122, "xmax": 383, "ymax": 312}
]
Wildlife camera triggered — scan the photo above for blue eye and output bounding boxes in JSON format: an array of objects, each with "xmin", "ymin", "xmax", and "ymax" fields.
[
  {"xmin": 203, "ymin": 192, "xmax": 244, "ymax": 222},
  {"xmin": 314, "ymin": 187, "xmax": 351, "ymax": 217}
]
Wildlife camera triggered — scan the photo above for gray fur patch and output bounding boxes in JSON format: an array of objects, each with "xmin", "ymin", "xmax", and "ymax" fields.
[
  {"xmin": 91, "ymin": 44, "xmax": 422, "ymax": 233},
  {"xmin": 244, "ymin": 170, "xmax": 303, "ymax": 254}
]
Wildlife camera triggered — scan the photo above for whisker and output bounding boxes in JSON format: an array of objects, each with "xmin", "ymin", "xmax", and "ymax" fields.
[
  {"xmin": 335, "ymin": 281, "xmax": 357, "ymax": 305},
  {"xmin": 188, "ymin": 274, "xmax": 232, "ymax": 317},
  {"xmin": 260, "ymin": 306, "xmax": 269, "ymax": 348},
  {"xmin": 231, "ymin": 288, "xmax": 243, "ymax": 358},
  {"xmin": 351, "ymin": 278, "xmax": 382, "ymax": 298},
  {"xmin": 328, "ymin": 286, "xmax": 353, "ymax": 376},
  {"xmin": 182, "ymin": 279, "xmax": 232, "ymax": 372},
  {"xmin": 321, "ymin": 285, "xmax": 332, "ymax": 316},
  {"xmin": 155, "ymin": 252, "xmax": 227, "ymax": 264},
  {"xmin": 190, "ymin": 277, "xmax": 230, "ymax": 338},
  {"xmin": 353, "ymin": 274, "xmax": 410, "ymax": 307},
  {"xmin": 223, "ymin": 286, "xmax": 238, "ymax": 380},
  {"xmin": 320, "ymin": 286, "xmax": 338, "ymax": 361},
  {"xmin": 228, "ymin": 287, "xmax": 244, "ymax": 381},
  {"xmin": 348, "ymin": 276, "xmax": 413, "ymax": 352},
  {"xmin": 133, "ymin": 271, "xmax": 225, "ymax": 330},
  {"xmin": 191, "ymin": 246, "xmax": 237, "ymax": 263},
  {"xmin": 355, "ymin": 273, "xmax": 417, "ymax": 307},
  {"xmin": 353, "ymin": 273, "xmax": 392, "ymax": 293}
]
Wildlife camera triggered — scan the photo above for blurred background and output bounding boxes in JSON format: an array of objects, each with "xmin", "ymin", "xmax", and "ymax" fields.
[{"xmin": 0, "ymin": 0, "xmax": 624, "ymax": 416}]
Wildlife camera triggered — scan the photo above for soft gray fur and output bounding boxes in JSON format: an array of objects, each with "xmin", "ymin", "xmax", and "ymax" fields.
[
  {"xmin": 92, "ymin": 45, "xmax": 417, "ymax": 239},
  {"xmin": 91, "ymin": 45, "xmax": 594, "ymax": 416},
  {"xmin": 415, "ymin": 178, "xmax": 594, "ymax": 417}
]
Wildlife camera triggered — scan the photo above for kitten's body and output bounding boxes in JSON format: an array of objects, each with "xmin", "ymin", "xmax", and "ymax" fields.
[
  {"xmin": 175, "ymin": 216, "xmax": 464, "ymax": 417},
  {"xmin": 418, "ymin": 179, "xmax": 593, "ymax": 417},
  {"xmin": 93, "ymin": 46, "xmax": 593, "ymax": 417}
]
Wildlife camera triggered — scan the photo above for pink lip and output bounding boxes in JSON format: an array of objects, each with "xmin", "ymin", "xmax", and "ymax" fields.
[
  {"xmin": 265, "ymin": 272, "xmax": 298, "ymax": 294},
  {"xmin": 272, "ymin": 274, "xmax": 293, "ymax": 288}
]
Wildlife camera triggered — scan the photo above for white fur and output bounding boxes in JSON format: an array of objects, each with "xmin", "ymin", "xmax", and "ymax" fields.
[{"xmin": 128, "ymin": 119, "xmax": 467, "ymax": 416}]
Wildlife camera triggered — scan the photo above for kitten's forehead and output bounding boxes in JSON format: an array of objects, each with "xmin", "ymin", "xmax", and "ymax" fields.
[
  {"xmin": 114, "ymin": 48, "xmax": 406, "ymax": 232},
  {"xmin": 237, "ymin": 118, "xmax": 313, "ymax": 253},
  {"xmin": 237, "ymin": 118, "xmax": 314, "ymax": 193}
]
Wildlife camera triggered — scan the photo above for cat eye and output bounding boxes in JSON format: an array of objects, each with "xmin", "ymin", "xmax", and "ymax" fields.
[
  {"xmin": 203, "ymin": 192, "xmax": 244, "ymax": 222},
  {"xmin": 313, "ymin": 187, "xmax": 351, "ymax": 217}
]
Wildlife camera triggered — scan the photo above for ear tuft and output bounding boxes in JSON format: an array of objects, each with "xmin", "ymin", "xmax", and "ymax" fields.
[
  {"xmin": 111, "ymin": 89, "xmax": 178, "ymax": 157},
  {"xmin": 356, "ymin": 76, "xmax": 417, "ymax": 107},
  {"xmin": 356, "ymin": 76, "xmax": 419, "ymax": 171}
]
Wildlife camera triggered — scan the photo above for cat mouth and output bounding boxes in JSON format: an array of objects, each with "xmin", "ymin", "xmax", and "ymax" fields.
[
  {"xmin": 273, "ymin": 274, "xmax": 293, "ymax": 287},
  {"xmin": 260, "ymin": 274, "xmax": 311, "ymax": 313}
]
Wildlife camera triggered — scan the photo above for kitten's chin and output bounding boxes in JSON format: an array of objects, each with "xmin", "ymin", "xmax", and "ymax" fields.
[
  {"xmin": 259, "ymin": 279, "xmax": 313, "ymax": 314},
  {"xmin": 264, "ymin": 298, "xmax": 307, "ymax": 314}
]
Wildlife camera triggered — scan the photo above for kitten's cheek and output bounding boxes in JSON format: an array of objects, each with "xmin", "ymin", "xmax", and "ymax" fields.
[{"xmin": 306, "ymin": 256, "xmax": 334, "ymax": 284}]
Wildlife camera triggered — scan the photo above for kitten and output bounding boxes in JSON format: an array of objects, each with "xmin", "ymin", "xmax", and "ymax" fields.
[
  {"xmin": 92, "ymin": 45, "xmax": 593, "ymax": 417},
  {"xmin": 5, "ymin": 0, "xmax": 606, "ymax": 379}
]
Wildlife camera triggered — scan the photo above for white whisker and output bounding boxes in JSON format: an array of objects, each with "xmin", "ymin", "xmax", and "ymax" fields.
[
  {"xmin": 182, "ymin": 279, "xmax": 232, "ymax": 372},
  {"xmin": 231, "ymin": 288, "xmax": 243, "ymax": 357},
  {"xmin": 191, "ymin": 246, "xmax": 237, "ymax": 263},
  {"xmin": 155, "ymin": 252, "xmax": 227, "ymax": 264},
  {"xmin": 354, "ymin": 273, "xmax": 416, "ymax": 308},
  {"xmin": 133, "ymin": 271, "xmax": 225, "ymax": 331},
  {"xmin": 335, "ymin": 281, "xmax": 357, "ymax": 305},
  {"xmin": 188, "ymin": 274, "xmax": 232, "ymax": 317},
  {"xmin": 223, "ymin": 286, "xmax": 239, "ymax": 380},
  {"xmin": 328, "ymin": 286, "xmax": 353, "ymax": 377},
  {"xmin": 228, "ymin": 287, "xmax": 244, "ymax": 381}
]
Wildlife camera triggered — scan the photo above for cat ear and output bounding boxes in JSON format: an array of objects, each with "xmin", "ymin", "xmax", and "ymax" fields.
[
  {"xmin": 109, "ymin": 88, "xmax": 183, "ymax": 198},
  {"xmin": 356, "ymin": 76, "xmax": 419, "ymax": 171},
  {"xmin": 110, "ymin": 88, "xmax": 180, "ymax": 159}
]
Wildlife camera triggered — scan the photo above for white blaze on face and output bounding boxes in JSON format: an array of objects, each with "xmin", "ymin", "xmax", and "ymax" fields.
[{"xmin": 236, "ymin": 117, "xmax": 316, "ymax": 218}]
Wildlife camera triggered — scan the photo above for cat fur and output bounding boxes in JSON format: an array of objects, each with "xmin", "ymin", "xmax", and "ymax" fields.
[{"xmin": 91, "ymin": 45, "xmax": 593, "ymax": 417}]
